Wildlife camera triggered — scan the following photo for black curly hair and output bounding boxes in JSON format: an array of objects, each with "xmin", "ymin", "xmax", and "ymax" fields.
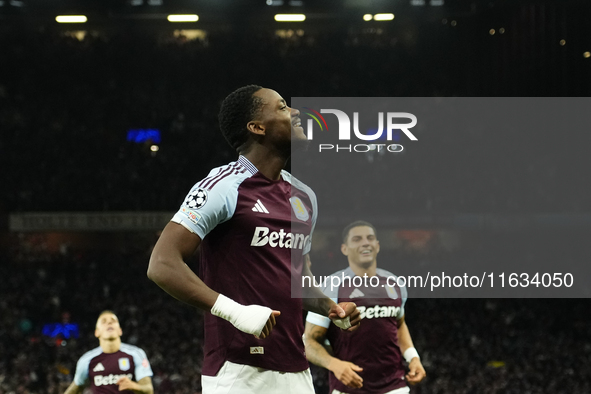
[{"xmin": 218, "ymin": 84, "xmax": 265, "ymax": 153}]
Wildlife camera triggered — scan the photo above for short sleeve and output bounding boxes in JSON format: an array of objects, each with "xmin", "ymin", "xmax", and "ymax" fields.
[
  {"xmin": 399, "ymin": 284, "xmax": 408, "ymax": 319},
  {"xmin": 132, "ymin": 348, "xmax": 153, "ymax": 381},
  {"xmin": 73, "ymin": 356, "xmax": 90, "ymax": 386},
  {"xmin": 171, "ymin": 170, "xmax": 241, "ymax": 239}
]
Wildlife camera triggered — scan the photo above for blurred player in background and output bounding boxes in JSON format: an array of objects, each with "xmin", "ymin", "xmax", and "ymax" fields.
[
  {"xmin": 148, "ymin": 85, "xmax": 360, "ymax": 394},
  {"xmin": 64, "ymin": 310, "xmax": 153, "ymax": 394},
  {"xmin": 305, "ymin": 221, "xmax": 426, "ymax": 394}
]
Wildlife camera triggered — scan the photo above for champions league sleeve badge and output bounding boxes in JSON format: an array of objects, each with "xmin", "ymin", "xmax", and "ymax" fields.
[
  {"xmin": 185, "ymin": 188, "xmax": 208, "ymax": 209},
  {"xmin": 118, "ymin": 358, "xmax": 130, "ymax": 371},
  {"xmin": 290, "ymin": 197, "xmax": 309, "ymax": 221}
]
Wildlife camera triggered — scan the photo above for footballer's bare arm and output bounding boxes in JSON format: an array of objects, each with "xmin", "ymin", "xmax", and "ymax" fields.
[
  {"xmin": 117, "ymin": 376, "xmax": 154, "ymax": 394},
  {"xmin": 302, "ymin": 255, "xmax": 361, "ymax": 331},
  {"xmin": 148, "ymin": 222, "xmax": 279, "ymax": 339},
  {"xmin": 301, "ymin": 255, "xmax": 334, "ymax": 314},
  {"xmin": 304, "ymin": 322, "xmax": 364, "ymax": 389},
  {"xmin": 397, "ymin": 315, "xmax": 426, "ymax": 385},
  {"xmin": 63, "ymin": 382, "xmax": 83, "ymax": 394},
  {"xmin": 304, "ymin": 322, "xmax": 333, "ymax": 368},
  {"xmin": 147, "ymin": 221, "xmax": 219, "ymax": 310}
]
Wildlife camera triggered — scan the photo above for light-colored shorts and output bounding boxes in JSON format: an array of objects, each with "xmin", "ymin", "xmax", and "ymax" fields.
[
  {"xmin": 332, "ymin": 386, "xmax": 410, "ymax": 394},
  {"xmin": 202, "ymin": 361, "xmax": 315, "ymax": 394}
]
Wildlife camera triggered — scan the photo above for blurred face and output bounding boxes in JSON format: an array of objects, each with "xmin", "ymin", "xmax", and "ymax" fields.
[
  {"xmin": 341, "ymin": 226, "xmax": 380, "ymax": 269},
  {"xmin": 250, "ymin": 88, "xmax": 307, "ymax": 147},
  {"xmin": 95, "ymin": 313, "xmax": 122, "ymax": 340}
]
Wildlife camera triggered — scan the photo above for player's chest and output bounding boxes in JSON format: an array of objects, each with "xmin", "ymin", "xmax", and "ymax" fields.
[
  {"xmin": 233, "ymin": 181, "xmax": 313, "ymax": 233},
  {"xmin": 89, "ymin": 356, "xmax": 134, "ymax": 387},
  {"xmin": 340, "ymin": 280, "xmax": 403, "ymax": 302},
  {"xmin": 339, "ymin": 284, "xmax": 403, "ymax": 320}
]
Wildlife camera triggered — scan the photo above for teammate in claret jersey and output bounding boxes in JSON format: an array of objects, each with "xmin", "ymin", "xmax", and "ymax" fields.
[
  {"xmin": 148, "ymin": 85, "xmax": 361, "ymax": 394},
  {"xmin": 305, "ymin": 221, "xmax": 426, "ymax": 394},
  {"xmin": 63, "ymin": 311, "xmax": 153, "ymax": 394}
]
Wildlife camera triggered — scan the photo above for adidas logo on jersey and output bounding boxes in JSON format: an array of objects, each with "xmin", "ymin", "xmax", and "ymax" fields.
[
  {"xmin": 358, "ymin": 305, "xmax": 401, "ymax": 320},
  {"xmin": 252, "ymin": 200, "xmax": 269, "ymax": 214},
  {"xmin": 93, "ymin": 363, "xmax": 105, "ymax": 372},
  {"xmin": 349, "ymin": 289, "xmax": 365, "ymax": 298},
  {"xmin": 94, "ymin": 374, "xmax": 133, "ymax": 386},
  {"xmin": 250, "ymin": 346, "xmax": 264, "ymax": 354}
]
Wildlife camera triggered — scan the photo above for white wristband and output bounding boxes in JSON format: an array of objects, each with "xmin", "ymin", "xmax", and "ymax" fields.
[
  {"xmin": 403, "ymin": 347, "xmax": 420, "ymax": 363},
  {"xmin": 332, "ymin": 316, "xmax": 351, "ymax": 330},
  {"xmin": 210, "ymin": 294, "xmax": 272, "ymax": 337}
]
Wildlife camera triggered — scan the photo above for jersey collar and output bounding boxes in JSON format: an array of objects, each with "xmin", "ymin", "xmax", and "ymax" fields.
[{"xmin": 238, "ymin": 155, "xmax": 258, "ymax": 175}]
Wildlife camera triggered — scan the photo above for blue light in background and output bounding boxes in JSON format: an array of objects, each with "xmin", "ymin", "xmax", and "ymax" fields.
[
  {"xmin": 127, "ymin": 129, "xmax": 161, "ymax": 144},
  {"xmin": 366, "ymin": 128, "xmax": 401, "ymax": 142},
  {"xmin": 42, "ymin": 323, "xmax": 80, "ymax": 339}
]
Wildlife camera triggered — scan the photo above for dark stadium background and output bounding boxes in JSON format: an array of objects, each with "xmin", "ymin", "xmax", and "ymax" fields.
[{"xmin": 1, "ymin": 0, "xmax": 591, "ymax": 393}]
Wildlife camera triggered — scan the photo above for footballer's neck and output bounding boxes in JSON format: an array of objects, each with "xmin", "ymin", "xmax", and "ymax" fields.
[
  {"xmin": 244, "ymin": 147, "xmax": 289, "ymax": 181},
  {"xmin": 99, "ymin": 337, "xmax": 122, "ymax": 354},
  {"xmin": 349, "ymin": 261, "xmax": 378, "ymax": 278}
]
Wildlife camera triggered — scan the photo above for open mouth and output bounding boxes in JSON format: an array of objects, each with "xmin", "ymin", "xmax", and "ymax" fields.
[{"xmin": 292, "ymin": 117, "xmax": 302, "ymax": 128}]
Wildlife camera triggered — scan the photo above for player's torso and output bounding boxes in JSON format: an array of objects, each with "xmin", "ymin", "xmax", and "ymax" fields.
[
  {"xmin": 201, "ymin": 173, "xmax": 313, "ymax": 302},
  {"xmin": 200, "ymin": 170, "xmax": 315, "ymax": 374},
  {"xmin": 88, "ymin": 351, "xmax": 135, "ymax": 394},
  {"xmin": 332, "ymin": 279, "xmax": 403, "ymax": 356},
  {"xmin": 328, "ymin": 277, "xmax": 407, "ymax": 393}
]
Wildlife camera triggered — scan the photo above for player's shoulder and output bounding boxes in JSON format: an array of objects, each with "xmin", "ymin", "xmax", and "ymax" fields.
[
  {"xmin": 281, "ymin": 170, "xmax": 316, "ymax": 197},
  {"xmin": 77, "ymin": 346, "xmax": 103, "ymax": 364},
  {"xmin": 376, "ymin": 268, "xmax": 398, "ymax": 279},
  {"xmin": 194, "ymin": 158, "xmax": 255, "ymax": 193},
  {"xmin": 120, "ymin": 343, "xmax": 148, "ymax": 357},
  {"xmin": 182, "ymin": 159, "xmax": 255, "ymax": 211},
  {"xmin": 321, "ymin": 267, "xmax": 354, "ymax": 297},
  {"xmin": 328, "ymin": 266, "xmax": 355, "ymax": 278},
  {"xmin": 376, "ymin": 268, "xmax": 408, "ymax": 299}
]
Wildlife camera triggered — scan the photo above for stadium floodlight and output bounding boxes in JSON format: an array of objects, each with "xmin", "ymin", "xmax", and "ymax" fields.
[
  {"xmin": 274, "ymin": 14, "xmax": 306, "ymax": 22},
  {"xmin": 167, "ymin": 14, "xmax": 199, "ymax": 22},
  {"xmin": 373, "ymin": 13, "xmax": 395, "ymax": 21},
  {"xmin": 363, "ymin": 14, "xmax": 373, "ymax": 21},
  {"xmin": 55, "ymin": 15, "xmax": 88, "ymax": 23}
]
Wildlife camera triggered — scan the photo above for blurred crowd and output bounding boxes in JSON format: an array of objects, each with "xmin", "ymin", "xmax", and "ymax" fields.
[
  {"xmin": 1, "ymin": 236, "xmax": 591, "ymax": 394},
  {"xmin": 1, "ymin": 16, "xmax": 590, "ymax": 215},
  {"xmin": 0, "ymin": 245, "xmax": 204, "ymax": 394}
]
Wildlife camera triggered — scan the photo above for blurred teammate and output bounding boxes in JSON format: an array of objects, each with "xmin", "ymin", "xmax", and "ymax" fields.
[
  {"xmin": 148, "ymin": 85, "xmax": 360, "ymax": 394},
  {"xmin": 305, "ymin": 221, "xmax": 426, "ymax": 394},
  {"xmin": 64, "ymin": 310, "xmax": 153, "ymax": 394}
]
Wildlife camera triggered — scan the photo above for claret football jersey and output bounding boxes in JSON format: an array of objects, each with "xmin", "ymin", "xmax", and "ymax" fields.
[
  {"xmin": 73, "ymin": 343, "xmax": 152, "ymax": 393},
  {"xmin": 172, "ymin": 156, "xmax": 318, "ymax": 375},
  {"xmin": 306, "ymin": 267, "xmax": 408, "ymax": 394}
]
